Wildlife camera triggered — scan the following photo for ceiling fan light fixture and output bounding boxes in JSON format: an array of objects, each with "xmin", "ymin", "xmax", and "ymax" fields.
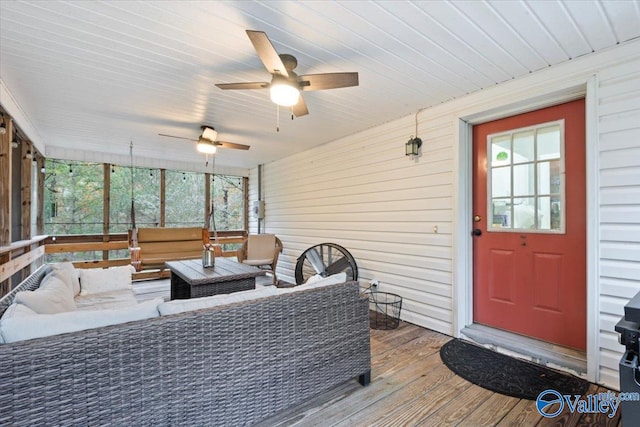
[
  {"xmin": 197, "ymin": 137, "xmax": 217, "ymax": 154},
  {"xmin": 201, "ymin": 126, "xmax": 218, "ymax": 142},
  {"xmin": 270, "ymin": 82, "xmax": 299, "ymax": 106}
]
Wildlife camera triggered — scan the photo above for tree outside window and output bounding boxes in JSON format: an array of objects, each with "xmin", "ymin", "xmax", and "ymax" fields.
[
  {"xmin": 165, "ymin": 171, "xmax": 205, "ymax": 228},
  {"xmin": 44, "ymin": 160, "xmax": 103, "ymax": 235},
  {"xmin": 211, "ymin": 175, "xmax": 244, "ymax": 231},
  {"xmin": 44, "ymin": 160, "xmax": 103, "ymax": 261},
  {"xmin": 211, "ymin": 174, "xmax": 244, "ymax": 252},
  {"xmin": 110, "ymin": 166, "xmax": 160, "ymax": 232}
]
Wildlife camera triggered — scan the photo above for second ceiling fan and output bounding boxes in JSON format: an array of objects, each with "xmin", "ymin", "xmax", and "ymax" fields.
[
  {"xmin": 159, "ymin": 126, "xmax": 250, "ymax": 154},
  {"xmin": 215, "ymin": 30, "xmax": 359, "ymax": 117}
]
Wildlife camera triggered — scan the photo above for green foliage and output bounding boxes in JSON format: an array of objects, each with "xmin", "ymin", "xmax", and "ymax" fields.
[
  {"xmin": 110, "ymin": 166, "xmax": 160, "ymax": 232},
  {"xmin": 44, "ymin": 159, "xmax": 245, "ymax": 239},
  {"xmin": 211, "ymin": 175, "xmax": 244, "ymax": 231},
  {"xmin": 165, "ymin": 171, "xmax": 205, "ymax": 227},
  {"xmin": 44, "ymin": 160, "xmax": 103, "ymax": 235}
]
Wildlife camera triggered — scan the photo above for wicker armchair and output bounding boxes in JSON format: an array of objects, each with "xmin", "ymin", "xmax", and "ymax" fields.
[{"xmin": 236, "ymin": 234, "xmax": 283, "ymax": 284}]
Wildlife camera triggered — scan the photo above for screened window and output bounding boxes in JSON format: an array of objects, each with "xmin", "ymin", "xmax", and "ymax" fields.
[
  {"xmin": 44, "ymin": 160, "xmax": 104, "ymax": 235},
  {"xmin": 44, "ymin": 160, "xmax": 104, "ymax": 261},
  {"xmin": 488, "ymin": 121, "xmax": 564, "ymax": 233},
  {"xmin": 43, "ymin": 161, "xmax": 246, "ymax": 233},
  {"xmin": 211, "ymin": 175, "xmax": 244, "ymax": 231},
  {"xmin": 165, "ymin": 171, "xmax": 205, "ymax": 228},
  {"xmin": 110, "ymin": 166, "xmax": 160, "ymax": 232}
]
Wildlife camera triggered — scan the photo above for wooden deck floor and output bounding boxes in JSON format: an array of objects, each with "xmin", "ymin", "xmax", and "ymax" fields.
[{"xmin": 259, "ymin": 321, "xmax": 622, "ymax": 427}]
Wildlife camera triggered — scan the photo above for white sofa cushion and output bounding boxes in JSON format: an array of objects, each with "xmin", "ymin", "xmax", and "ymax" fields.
[
  {"xmin": 158, "ymin": 286, "xmax": 278, "ymax": 316},
  {"xmin": 14, "ymin": 274, "xmax": 77, "ymax": 314},
  {"xmin": 305, "ymin": 272, "xmax": 347, "ymax": 288},
  {"xmin": 0, "ymin": 297, "xmax": 163, "ymax": 343},
  {"xmin": 51, "ymin": 262, "xmax": 81, "ymax": 296},
  {"xmin": 278, "ymin": 272, "xmax": 348, "ymax": 294},
  {"xmin": 242, "ymin": 258, "xmax": 275, "ymax": 266},
  {"xmin": 79, "ymin": 265, "xmax": 135, "ymax": 296},
  {"xmin": 0, "ymin": 303, "xmax": 38, "ymax": 344},
  {"xmin": 74, "ymin": 288, "xmax": 138, "ymax": 311},
  {"xmin": 304, "ymin": 274, "xmax": 327, "ymax": 285},
  {"xmin": 1, "ymin": 302, "xmax": 37, "ymax": 320}
]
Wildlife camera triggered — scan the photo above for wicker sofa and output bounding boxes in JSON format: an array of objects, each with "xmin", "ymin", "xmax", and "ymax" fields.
[{"xmin": 0, "ymin": 265, "xmax": 371, "ymax": 426}]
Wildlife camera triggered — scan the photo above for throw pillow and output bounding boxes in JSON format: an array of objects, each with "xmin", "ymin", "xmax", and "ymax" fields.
[
  {"xmin": 51, "ymin": 262, "xmax": 81, "ymax": 296},
  {"xmin": 0, "ymin": 297, "xmax": 162, "ymax": 343},
  {"xmin": 79, "ymin": 265, "xmax": 135, "ymax": 296},
  {"xmin": 0, "ymin": 303, "xmax": 38, "ymax": 344},
  {"xmin": 44, "ymin": 270, "xmax": 76, "ymax": 300},
  {"xmin": 0, "ymin": 302, "xmax": 37, "ymax": 321},
  {"xmin": 14, "ymin": 275, "xmax": 77, "ymax": 314}
]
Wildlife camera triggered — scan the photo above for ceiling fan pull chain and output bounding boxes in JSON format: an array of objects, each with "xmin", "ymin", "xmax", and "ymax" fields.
[{"xmin": 276, "ymin": 104, "xmax": 280, "ymax": 132}]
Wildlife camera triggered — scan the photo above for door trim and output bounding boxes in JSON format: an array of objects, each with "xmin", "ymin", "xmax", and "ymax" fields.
[{"xmin": 452, "ymin": 77, "xmax": 599, "ymax": 383}]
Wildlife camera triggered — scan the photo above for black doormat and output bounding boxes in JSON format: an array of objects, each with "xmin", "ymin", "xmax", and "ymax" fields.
[{"xmin": 440, "ymin": 339, "xmax": 590, "ymax": 400}]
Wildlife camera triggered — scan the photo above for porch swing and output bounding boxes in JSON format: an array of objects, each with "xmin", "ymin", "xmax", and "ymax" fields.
[{"xmin": 127, "ymin": 143, "xmax": 213, "ymax": 278}]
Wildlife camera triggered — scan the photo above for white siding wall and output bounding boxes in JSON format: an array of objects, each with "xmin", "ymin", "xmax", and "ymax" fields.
[
  {"xmin": 596, "ymin": 57, "xmax": 640, "ymax": 388},
  {"xmin": 250, "ymin": 39, "xmax": 640, "ymax": 388},
  {"xmin": 261, "ymin": 117, "xmax": 455, "ymax": 332}
]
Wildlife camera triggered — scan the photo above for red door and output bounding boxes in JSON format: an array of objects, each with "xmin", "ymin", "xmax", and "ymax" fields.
[{"xmin": 472, "ymin": 99, "xmax": 586, "ymax": 350}]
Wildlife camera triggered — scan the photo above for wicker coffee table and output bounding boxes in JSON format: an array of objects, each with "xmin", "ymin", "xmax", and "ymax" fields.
[{"xmin": 166, "ymin": 258, "xmax": 266, "ymax": 300}]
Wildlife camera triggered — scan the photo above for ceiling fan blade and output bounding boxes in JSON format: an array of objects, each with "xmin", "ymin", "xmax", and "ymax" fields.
[
  {"xmin": 292, "ymin": 96, "xmax": 309, "ymax": 117},
  {"xmin": 215, "ymin": 141, "xmax": 250, "ymax": 150},
  {"xmin": 299, "ymin": 72, "xmax": 359, "ymax": 91},
  {"xmin": 215, "ymin": 82, "xmax": 269, "ymax": 90},
  {"xmin": 246, "ymin": 30, "xmax": 289, "ymax": 77},
  {"xmin": 158, "ymin": 133, "xmax": 197, "ymax": 142}
]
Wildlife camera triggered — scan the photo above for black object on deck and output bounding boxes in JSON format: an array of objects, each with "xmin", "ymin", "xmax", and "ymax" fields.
[
  {"xmin": 615, "ymin": 290, "xmax": 640, "ymax": 426},
  {"xmin": 367, "ymin": 291, "xmax": 402, "ymax": 330}
]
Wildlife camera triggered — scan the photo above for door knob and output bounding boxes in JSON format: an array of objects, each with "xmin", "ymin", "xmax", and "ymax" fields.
[{"xmin": 472, "ymin": 228, "xmax": 482, "ymax": 236}]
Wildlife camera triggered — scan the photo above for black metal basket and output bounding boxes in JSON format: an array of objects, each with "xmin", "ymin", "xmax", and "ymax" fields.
[{"xmin": 367, "ymin": 291, "xmax": 403, "ymax": 330}]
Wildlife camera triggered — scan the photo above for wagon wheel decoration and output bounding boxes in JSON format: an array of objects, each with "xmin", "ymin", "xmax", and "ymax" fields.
[{"xmin": 295, "ymin": 243, "xmax": 358, "ymax": 285}]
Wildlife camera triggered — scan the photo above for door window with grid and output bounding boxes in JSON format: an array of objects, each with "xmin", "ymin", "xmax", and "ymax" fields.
[{"xmin": 488, "ymin": 120, "xmax": 565, "ymax": 233}]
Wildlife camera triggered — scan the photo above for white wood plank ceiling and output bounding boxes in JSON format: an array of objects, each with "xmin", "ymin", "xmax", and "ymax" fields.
[{"xmin": 1, "ymin": 0, "xmax": 639, "ymax": 170}]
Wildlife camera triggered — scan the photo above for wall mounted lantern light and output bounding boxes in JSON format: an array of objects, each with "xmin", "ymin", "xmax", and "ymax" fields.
[
  {"xmin": 405, "ymin": 136, "xmax": 422, "ymax": 156},
  {"xmin": 406, "ymin": 107, "xmax": 426, "ymax": 157}
]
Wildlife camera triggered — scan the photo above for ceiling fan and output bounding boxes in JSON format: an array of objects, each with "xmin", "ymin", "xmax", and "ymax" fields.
[
  {"xmin": 158, "ymin": 126, "xmax": 250, "ymax": 154},
  {"xmin": 215, "ymin": 30, "xmax": 359, "ymax": 117}
]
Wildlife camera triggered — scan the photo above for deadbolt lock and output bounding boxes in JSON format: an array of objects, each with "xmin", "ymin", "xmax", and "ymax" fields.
[{"xmin": 473, "ymin": 215, "xmax": 482, "ymax": 222}]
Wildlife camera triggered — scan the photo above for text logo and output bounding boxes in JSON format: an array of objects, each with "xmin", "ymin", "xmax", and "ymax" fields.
[
  {"xmin": 536, "ymin": 389, "xmax": 637, "ymax": 419},
  {"xmin": 536, "ymin": 389, "xmax": 565, "ymax": 418}
]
